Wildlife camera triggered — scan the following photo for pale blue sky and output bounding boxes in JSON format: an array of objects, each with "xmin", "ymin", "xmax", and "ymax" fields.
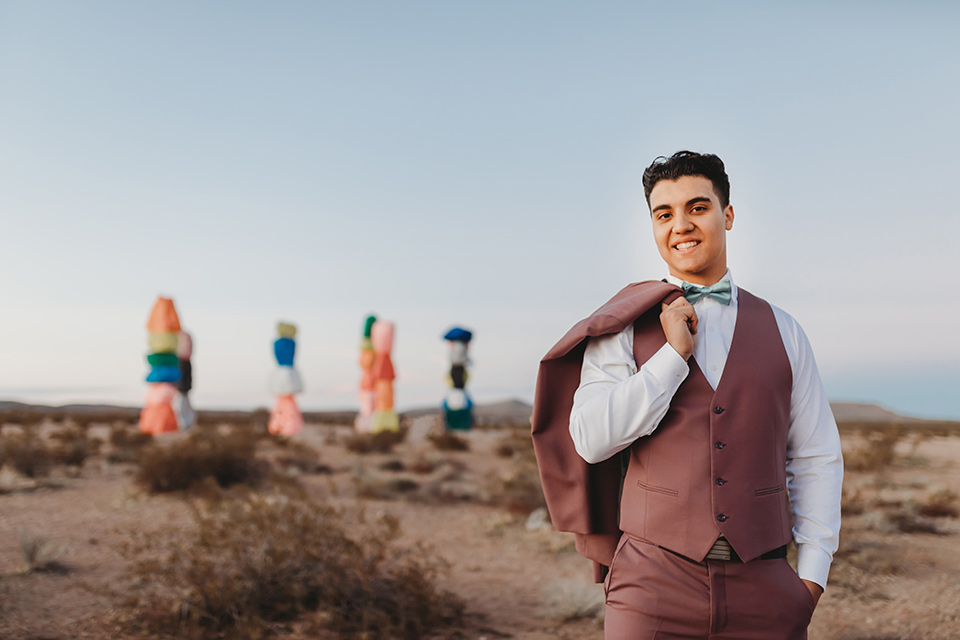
[{"xmin": 1, "ymin": 1, "xmax": 958, "ymax": 418}]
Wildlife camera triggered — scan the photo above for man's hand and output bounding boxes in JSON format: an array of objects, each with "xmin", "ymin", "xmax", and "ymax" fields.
[
  {"xmin": 801, "ymin": 579, "xmax": 823, "ymax": 607},
  {"xmin": 660, "ymin": 298, "xmax": 697, "ymax": 360}
]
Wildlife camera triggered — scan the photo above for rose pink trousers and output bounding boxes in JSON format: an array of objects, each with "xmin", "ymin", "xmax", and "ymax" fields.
[{"xmin": 604, "ymin": 536, "xmax": 815, "ymax": 640}]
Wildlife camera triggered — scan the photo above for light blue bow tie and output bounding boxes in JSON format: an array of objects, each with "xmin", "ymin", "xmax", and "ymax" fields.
[{"xmin": 682, "ymin": 280, "xmax": 732, "ymax": 305}]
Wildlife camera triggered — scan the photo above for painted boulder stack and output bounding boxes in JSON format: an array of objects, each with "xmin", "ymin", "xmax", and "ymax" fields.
[
  {"xmin": 355, "ymin": 314, "xmax": 378, "ymax": 432},
  {"xmin": 442, "ymin": 327, "xmax": 473, "ymax": 430},
  {"xmin": 175, "ymin": 330, "xmax": 195, "ymax": 429},
  {"xmin": 140, "ymin": 297, "xmax": 182, "ymax": 434},
  {"xmin": 268, "ymin": 321, "xmax": 303, "ymax": 437},
  {"xmin": 370, "ymin": 319, "xmax": 399, "ymax": 433}
]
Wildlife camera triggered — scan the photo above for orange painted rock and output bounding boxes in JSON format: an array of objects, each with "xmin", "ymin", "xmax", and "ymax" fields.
[
  {"xmin": 268, "ymin": 395, "xmax": 303, "ymax": 437},
  {"xmin": 139, "ymin": 402, "xmax": 178, "ymax": 434},
  {"xmin": 146, "ymin": 297, "xmax": 181, "ymax": 333}
]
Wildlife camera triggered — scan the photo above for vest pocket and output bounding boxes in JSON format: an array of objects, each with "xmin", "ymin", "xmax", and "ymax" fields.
[
  {"xmin": 754, "ymin": 485, "xmax": 784, "ymax": 497},
  {"xmin": 636, "ymin": 480, "xmax": 678, "ymax": 497}
]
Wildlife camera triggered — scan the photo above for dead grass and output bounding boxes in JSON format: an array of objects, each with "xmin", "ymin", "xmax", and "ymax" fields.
[{"xmin": 115, "ymin": 489, "xmax": 464, "ymax": 639}]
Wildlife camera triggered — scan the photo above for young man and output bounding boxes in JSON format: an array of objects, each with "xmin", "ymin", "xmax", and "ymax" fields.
[{"xmin": 532, "ymin": 151, "xmax": 842, "ymax": 639}]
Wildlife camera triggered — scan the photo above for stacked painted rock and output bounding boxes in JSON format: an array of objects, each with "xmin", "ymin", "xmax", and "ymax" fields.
[
  {"xmin": 370, "ymin": 320, "xmax": 399, "ymax": 432},
  {"xmin": 140, "ymin": 297, "xmax": 182, "ymax": 434},
  {"xmin": 442, "ymin": 327, "xmax": 473, "ymax": 430},
  {"xmin": 175, "ymin": 331, "xmax": 195, "ymax": 430},
  {"xmin": 355, "ymin": 314, "xmax": 378, "ymax": 432},
  {"xmin": 268, "ymin": 321, "xmax": 303, "ymax": 437}
]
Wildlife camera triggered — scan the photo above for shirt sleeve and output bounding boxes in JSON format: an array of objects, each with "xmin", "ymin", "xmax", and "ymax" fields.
[
  {"xmin": 569, "ymin": 325, "xmax": 689, "ymax": 464},
  {"xmin": 774, "ymin": 308, "xmax": 844, "ymax": 590}
]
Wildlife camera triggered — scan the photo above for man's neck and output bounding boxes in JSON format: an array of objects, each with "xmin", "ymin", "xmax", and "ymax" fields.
[{"xmin": 666, "ymin": 269, "xmax": 732, "ymax": 287}]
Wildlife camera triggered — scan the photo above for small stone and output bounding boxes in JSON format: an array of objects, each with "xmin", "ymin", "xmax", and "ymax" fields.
[{"xmin": 525, "ymin": 506, "xmax": 552, "ymax": 531}]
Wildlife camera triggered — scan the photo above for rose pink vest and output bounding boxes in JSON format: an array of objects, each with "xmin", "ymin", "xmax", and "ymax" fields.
[{"xmin": 619, "ymin": 288, "xmax": 793, "ymax": 562}]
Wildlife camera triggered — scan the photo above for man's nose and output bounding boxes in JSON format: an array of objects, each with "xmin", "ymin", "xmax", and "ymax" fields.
[{"xmin": 672, "ymin": 212, "xmax": 694, "ymax": 231}]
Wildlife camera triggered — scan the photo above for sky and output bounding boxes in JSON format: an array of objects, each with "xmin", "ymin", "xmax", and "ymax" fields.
[{"xmin": 1, "ymin": 1, "xmax": 958, "ymax": 419}]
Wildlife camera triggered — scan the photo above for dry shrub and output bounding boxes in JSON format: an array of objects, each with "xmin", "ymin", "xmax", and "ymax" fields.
[
  {"xmin": 108, "ymin": 424, "xmax": 153, "ymax": 463},
  {"xmin": 118, "ymin": 490, "xmax": 463, "ymax": 639},
  {"xmin": 355, "ymin": 475, "xmax": 422, "ymax": 500},
  {"xmin": 0, "ymin": 409, "xmax": 43, "ymax": 428},
  {"xmin": 379, "ymin": 459, "xmax": 405, "ymax": 472},
  {"xmin": 135, "ymin": 429, "xmax": 268, "ymax": 493},
  {"xmin": 841, "ymin": 487, "xmax": 867, "ymax": 515},
  {"xmin": 485, "ymin": 462, "xmax": 546, "ymax": 514},
  {"xmin": 408, "ymin": 458, "xmax": 437, "ymax": 474},
  {"xmin": 19, "ymin": 533, "xmax": 68, "ymax": 574},
  {"xmin": 844, "ymin": 426, "xmax": 904, "ymax": 472},
  {"xmin": 428, "ymin": 432, "xmax": 470, "ymax": 452},
  {"xmin": 540, "ymin": 579, "xmax": 604, "ymax": 621},
  {"xmin": 273, "ymin": 440, "xmax": 326, "ymax": 474},
  {"xmin": 48, "ymin": 426, "xmax": 98, "ymax": 466},
  {"xmin": 887, "ymin": 506, "xmax": 943, "ymax": 534},
  {"xmin": 344, "ymin": 429, "xmax": 406, "ymax": 454},
  {"xmin": 494, "ymin": 430, "xmax": 535, "ymax": 459},
  {"xmin": 0, "ymin": 431, "xmax": 54, "ymax": 478},
  {"xmin": 917, "ymin": 489, "xmax": 959, "ymax": 518},
  {"xmin": 834, "ymin": 541, "xmax": 903, "ymax": 576}
]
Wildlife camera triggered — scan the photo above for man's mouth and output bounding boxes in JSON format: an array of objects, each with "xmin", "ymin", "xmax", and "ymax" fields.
[{"xmin": 674, "ymin": 240, "xmax": 699, "ymax": 251}]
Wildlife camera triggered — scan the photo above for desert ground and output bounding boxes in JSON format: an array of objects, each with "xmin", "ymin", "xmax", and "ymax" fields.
[{"xmin": 1, "ymin": 409, "xmax": 959, "ymax": 640}]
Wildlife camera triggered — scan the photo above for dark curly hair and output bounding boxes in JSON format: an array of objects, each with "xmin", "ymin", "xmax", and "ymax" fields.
[{"xmin": 642, "ymin": 151, "xmax": 730, "ymax": 210}]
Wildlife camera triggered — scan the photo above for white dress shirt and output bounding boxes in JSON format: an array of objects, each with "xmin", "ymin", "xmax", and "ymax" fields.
[{"xmin": 569, "ymin": 270, "xmax": 843, "ymax": 589}]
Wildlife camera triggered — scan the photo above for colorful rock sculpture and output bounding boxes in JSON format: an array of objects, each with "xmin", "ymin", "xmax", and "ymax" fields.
[
  {"xmin": 140, "ymin": 297, "xmax": 181, "ymax": 435},
  {"xmin": 442, "ymin": 327, "xmax": 473, "ymax": 430},
  {"xmin": 268, "ymin": 321, "xmax": 303, "ymax": 437},
  {"xmin": 355, "ymin": 314, "xmax": 377, "ymax": 433},
  {"xmin": 176, "ymin": 330, "xmax": 195, "ymax": 430},
  {"xmin": 370, "ymin": 320, "xmax": 399, "ymax": 433}
]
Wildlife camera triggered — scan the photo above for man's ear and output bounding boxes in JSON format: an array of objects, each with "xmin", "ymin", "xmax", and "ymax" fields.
[{"xmin": 724, "ymin": 205, "xmax": 734, "ymax": 231}]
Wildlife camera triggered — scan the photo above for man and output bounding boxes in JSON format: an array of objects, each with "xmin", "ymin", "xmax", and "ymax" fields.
[{"xmin": 532, "ymin": 151, "xmax": 842, "ymax": 639}]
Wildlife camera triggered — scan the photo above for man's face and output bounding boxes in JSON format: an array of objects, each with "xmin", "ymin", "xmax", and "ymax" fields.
[{"xmin": 649, "ymin": 175, "xmax": 734, "ymax": 286}]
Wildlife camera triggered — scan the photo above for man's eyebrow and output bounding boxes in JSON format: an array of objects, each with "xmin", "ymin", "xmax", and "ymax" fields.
[{"xmin": 651, "ymin": 203, "xmax": 672, "ymax": 214}]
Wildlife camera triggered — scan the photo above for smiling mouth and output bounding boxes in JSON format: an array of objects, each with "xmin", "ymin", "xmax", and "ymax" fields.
[{"xmin": 674, "ymin": 240, "xmax": 699, "ymax": 251}]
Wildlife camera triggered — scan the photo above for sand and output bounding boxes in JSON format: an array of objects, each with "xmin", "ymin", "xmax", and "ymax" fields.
[{"xmin": 1, "ymin": 421, "xmax": 958, "ymax": 639}]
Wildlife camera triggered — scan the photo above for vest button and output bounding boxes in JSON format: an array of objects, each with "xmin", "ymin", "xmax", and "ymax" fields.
[
  {"xmin": 715, "ymin": 441, "xmax": 725, "ymax": 449},
  {"xmin": 713, "ymin": 406, "xmax": 724, "ymax": 414},
  {"xmin": 716, "ymin": 514, "xmax": 727, "ymax": 522},
  {"xmin": 715, "ymin": 478, "xmax": 726, "ymax": 486}
]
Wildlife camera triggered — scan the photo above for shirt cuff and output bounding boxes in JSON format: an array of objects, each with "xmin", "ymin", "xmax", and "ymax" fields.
[
  {"xmin": 645, "ymin": 342, "xmax": 689, "ymax": 391},
  {"xmin": 796, "ymin": 543, "xmax": 833, "ymax": 590}
]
